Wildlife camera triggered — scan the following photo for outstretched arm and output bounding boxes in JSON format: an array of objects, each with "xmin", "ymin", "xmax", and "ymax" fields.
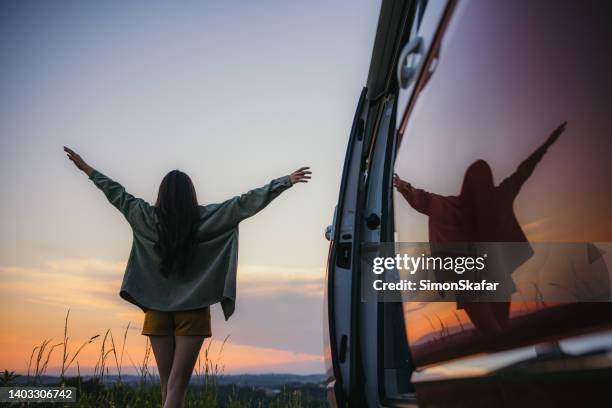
[
  {"xmin": 64, "ymin": 146, "xmax": 151, "ymax": 227},
  {"xmin": 500, "ymin": 121, "xmax": 566, "ymax": 197},
  {"xmin": 393, "ymin": 173, "xmax": 433, "ymax": 215},
  {"xmin": 199, "ymin": 167, "xmax": 311, "ymax": 236},
  {"xmin": 228, "ymin": 167, "xmax": 312, "ymax": 221}
]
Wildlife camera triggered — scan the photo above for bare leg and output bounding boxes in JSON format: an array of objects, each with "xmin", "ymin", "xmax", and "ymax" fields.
[
  {"xmin": 491, "ymin": 301, "xmax": 511, "ymax": 330},
  {"xmin": 149, "ymin": 335, "xmax": 175, "ymax": 406},
  {"xmin": 164, "ymin": 336, "xmax": 205, "ymax": 408}
]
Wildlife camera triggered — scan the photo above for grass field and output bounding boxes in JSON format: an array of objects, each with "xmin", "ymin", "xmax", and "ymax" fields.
[{"xmin": 1, "ymin": 309, "xmax": 326, "ymax": 407}]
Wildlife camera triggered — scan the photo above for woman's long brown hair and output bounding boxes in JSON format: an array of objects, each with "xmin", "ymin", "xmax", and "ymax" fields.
[
  {"xmin": 154, "ymin": 170, "xmax": 199, "ymax": 278},
  {"xmin": 459, "ymin": 160, "xmax": 495, "ymax": 240}
]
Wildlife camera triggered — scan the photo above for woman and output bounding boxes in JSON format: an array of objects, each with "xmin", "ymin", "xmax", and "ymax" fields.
[
  {"xmin": 64, "ymin": 147, "xmax": 311, "ymax": 407},
  {"xmin": 393, "ymin": 122, "xmax": 565, "ymax": 334}
]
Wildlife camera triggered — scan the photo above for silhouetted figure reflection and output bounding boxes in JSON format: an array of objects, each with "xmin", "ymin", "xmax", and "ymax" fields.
[{"xmin": 394, "ymin": 122, "xmax": 566, "ymax": 335}]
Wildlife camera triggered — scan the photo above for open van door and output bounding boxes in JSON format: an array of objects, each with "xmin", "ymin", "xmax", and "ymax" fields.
[
  {"xmin": 325, "ymin": 1, "xmax": 450, "ymax": 405},
  {"xmin": 325, "ymin": 87, "xmax": 369, "ymax": 406}
]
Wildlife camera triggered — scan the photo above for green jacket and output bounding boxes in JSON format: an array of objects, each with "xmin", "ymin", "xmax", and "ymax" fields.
[{"xmin": 88, "ymin": 169, "xmax": 293, "ymax": 319}]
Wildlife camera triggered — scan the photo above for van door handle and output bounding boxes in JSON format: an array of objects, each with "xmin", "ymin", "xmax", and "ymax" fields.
[
  {"xmin": 339, "ymin": 334, "xmax": 348, "ymax": 363},
  {"xmin": 397, "ymin": 36, "xmax": 423, "ymax": 89},
  {"xmin": 366, "ymin": 213, "xmax": 381, "ymax": 230}
]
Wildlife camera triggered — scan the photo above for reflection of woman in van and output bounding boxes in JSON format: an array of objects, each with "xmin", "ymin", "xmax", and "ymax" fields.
[
  {"xmin": 394, "ymin": 122, "xmax": 565, "ymax": 335},
  {"xmin": 64, "ymin": 147, "xmax": 311, "ymax": 408}
]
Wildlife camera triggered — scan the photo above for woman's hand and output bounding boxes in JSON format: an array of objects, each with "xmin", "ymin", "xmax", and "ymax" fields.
[
  {"xmin": 289, "ymin": 167, "xmax": 312, "ymax": 185},
  {"xmin": 544, "ymin": 121, "xmax": 567, "ymax": 149},
  {"xmin": 393, "ymin": 173, "xmax": 405, "ymax": 190},
  {"xmin": 64, "ymin": 146, "xmax": 94, "ymax": 177}
]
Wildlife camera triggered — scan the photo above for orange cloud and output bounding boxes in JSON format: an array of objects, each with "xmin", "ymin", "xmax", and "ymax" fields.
[
  {"xmin": 0, "ymin": 258, "xmax": 324, "ymax": 375},
  {"xmin": 237, "ymin": 264, "xmax": 324, "ymax": 297}
]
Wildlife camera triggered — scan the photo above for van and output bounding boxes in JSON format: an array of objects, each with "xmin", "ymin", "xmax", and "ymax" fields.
[{"xmin": 324, "ymin": 1, "xmax": 612, "ymax": 406}]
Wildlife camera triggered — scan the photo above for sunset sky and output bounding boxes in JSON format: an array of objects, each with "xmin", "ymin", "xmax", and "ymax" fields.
[{"xmin": 0, "ymin": 0, "xmax": 381, "ymax": 375}]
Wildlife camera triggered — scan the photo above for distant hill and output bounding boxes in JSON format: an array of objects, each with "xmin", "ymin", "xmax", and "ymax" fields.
[
  {"xmin": 13, "ymin": 373, "xmax": 325, "ymax": 387},
  {"xmin": 217, "ymin": 373, "xmax": 325, "ymax": 386}
]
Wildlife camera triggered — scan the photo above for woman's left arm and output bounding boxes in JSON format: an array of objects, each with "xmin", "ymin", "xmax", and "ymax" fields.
[
  {"xmin": 64, "ymin": 146, "xmax": 94, "ymax": 177},
  {"xmin": 499, "ymin": 121, "xmax": 566, "ymax": 197},
  {"xmin": 64, "ymin": 146, "xmax": 151, "ymax": 226}
]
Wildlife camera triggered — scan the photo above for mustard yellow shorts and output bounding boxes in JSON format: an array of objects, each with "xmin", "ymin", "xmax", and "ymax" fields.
[{"xmin": 141, "ymin": 307, "xmax": 212, "ymax": 337}]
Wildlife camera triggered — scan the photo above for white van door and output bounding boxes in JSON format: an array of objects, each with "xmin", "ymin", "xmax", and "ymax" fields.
[{"xmin": 326, "ymin": 87, "xmax": 370, "ymax": 405}]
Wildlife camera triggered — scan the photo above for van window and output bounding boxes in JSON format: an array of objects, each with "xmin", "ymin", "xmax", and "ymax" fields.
[{"xmin": 393, "ymin": 0, "xmax": 612, "ymax": 367}]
